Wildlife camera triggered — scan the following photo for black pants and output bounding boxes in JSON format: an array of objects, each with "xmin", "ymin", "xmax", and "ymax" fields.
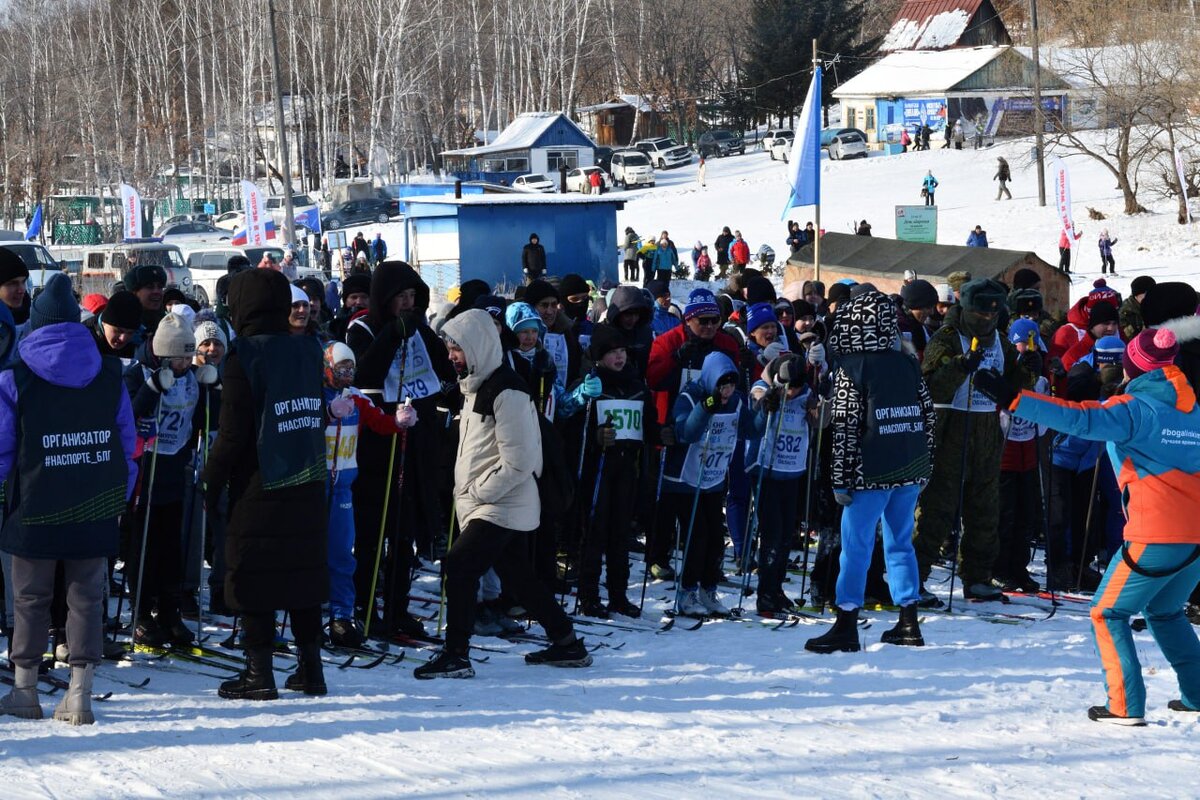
[
  {"xmin": 670, "ymin": 490, "xmax": 726, "ymax": 589},
  {"xmin": 241, "ymin": 605, "xmax": 322, "ymax": 650},
  {"xmin": 126, "ymin": 500, "xmax": 184, "ymax": 625},
  {"xmin": 995, "ymin": 468, "xmax": 1040, "ymax": 582},
  {"xmin": 579, "ymin": 451, "xmax": 638, "ymax": 602},
  {"xmin": 443, "ymin": 519, "xmax": 573, "ymax": 652},
  {"xmin": 1101, "ymin": 254, "xmax": 1115, "ymax": 274},
  {"xmin": 1059, "ymin": 247, "xmax": 1071, "ymax": 273},
  {"xmin": 1048, "ymin": 465, "xmax": 1105, "ymax": 573},
  {"xmin": 624, "ymin": 259, "xmax": 638, "ymax": 282},
  {"xmin": 352, "ymin": 489, "xmax": 415, "ymax": 630},
  {"xmin": 924, "ymin": 192, "xmax": 935, "ymax": 207},
  {"xmin": 756, "ymin": 475, "xmax": 802, "ymax": 600}
]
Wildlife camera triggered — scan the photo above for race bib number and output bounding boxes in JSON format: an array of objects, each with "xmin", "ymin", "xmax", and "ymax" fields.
[
  {"xmin": 544, "ymin": 333, "xmax": 569, "ymax": 386},
  {"xmin": 385, "ymin": 334, "xmax": 439, "ymax": 402},
  {"xmin": 597, "ymin": 399, "xmax": 643, "ymax": 442},
  {"xmin": 325, "ymin": 421, "xmax": 359, "ymax": 472},
  {"xmin": 759, "ymin": 401, "xmax": 808, "ymax": 474},
  {"xmin": 680, "ymin": 407, "xmax": 738, "ymax": 489},
  {"xmin": 152, "ymin": 370, "xmax": 198, "ymax": 455}
]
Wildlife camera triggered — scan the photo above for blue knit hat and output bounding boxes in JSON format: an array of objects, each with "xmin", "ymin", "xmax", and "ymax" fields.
[
  {"xmin": 684, "ymin": 288, "xmax": 719, "ymax": 321},
  {"xmin": 30, "ymin": 272, "xmax": 80, "ymax": 330},
  {"xmin": 1093, "ymin": 335, "xmax": 1126, "ymax": 366},
  {"xmin": 746, "ymin": 302, "xmax": 777, "ymax": 334},
  {"xmin": 1007, "ymin": 318, "xmax": 1046, "ymax": 351}
]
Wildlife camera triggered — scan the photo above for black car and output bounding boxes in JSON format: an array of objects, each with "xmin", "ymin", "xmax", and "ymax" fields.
[
  {"xmin": 594, "ymin": 146, "xmax": 614, "ymax": 174},
  {"xmin": 321, "ymin": 198, "xmax": 399, "ymax": 230},
  {"xmin": 697, "ymin": 130, "xmax": 746, "ymax": 158}
]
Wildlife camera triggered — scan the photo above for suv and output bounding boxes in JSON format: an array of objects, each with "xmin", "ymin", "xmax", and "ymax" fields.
[
  {"xmin": 266, "ymin": 194, "xmax": 319, "ymax": 226},
  {"xmin": 697, "ymin": 130, "xmax": 745, "ymax": 158},
  {"xmin": 633, "ymin": 138, "xmax": 692, "ymax": 170},
  {"xmin": 609, "ymin": 150, "xmax": 655, "ymax": 188},
  {"xmin": 0, "ymin": 241, "xmax": 62, "ymax": 299},
  {"xmin": 762, "ymin": 129, "xmax": 794, "ymax": 151},
  {"xmin": 320, "ymin": 198, "xmax": 398, "ymax": 230}
]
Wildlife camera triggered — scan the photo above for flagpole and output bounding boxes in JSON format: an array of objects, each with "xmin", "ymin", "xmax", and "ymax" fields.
[{"xmin": 812, "ymin": 39, "xmax": 821, "ymax": 284}]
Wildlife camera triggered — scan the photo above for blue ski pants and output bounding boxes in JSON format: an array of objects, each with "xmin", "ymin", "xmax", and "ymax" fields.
[
  {"xmin": 836, "ymin": 485, "xmax": 922, "ymax": 610},
  {"xmin": 327, "ymin": 470, "xmax": 358, "ymax": 619}
]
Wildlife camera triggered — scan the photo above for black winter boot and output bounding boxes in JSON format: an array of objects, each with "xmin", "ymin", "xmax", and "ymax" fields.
[
  {"xmin": 284, "ymin": 642, "xmax": 327, "ymax": 696},
  {"xmin": 804, "ymin": 608, "xmax": 861, "ymax": 653},
  {"xmin": 880, "ymin": 604, "xmax": 925, "ymax": 647},
  {"xmin": 218, "ymin": 648, "xmax": 278, "ymax": 700}
]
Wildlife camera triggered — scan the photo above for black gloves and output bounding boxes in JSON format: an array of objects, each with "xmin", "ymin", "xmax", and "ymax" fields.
[
  {"xmin": 972, "ymin": 368, "xmax": 1015, "ymax": 408},
  {"xmin": 702, "ymin": 393, "xmax": 721, "ymax": 412},
  {"xmin": 1018, "ymin": 349, "xmax": 1044, "ymax": 378},
  {"xmin": 763, "ymin": 388, "xmax": 782, "ymax": 413},
  {"xmin": 958, "ymin": 347, "xmax": 984, "ymax": 374},
  {"xmin": 676, "ymin": 339, "xmax": 701, "ymax": 367}
]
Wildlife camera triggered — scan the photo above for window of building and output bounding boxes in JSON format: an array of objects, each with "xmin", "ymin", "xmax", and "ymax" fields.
[
  {"xmin": 505, "ymin": 157, "xmax": 529, "ymax": 172},
  {"xmin": 865, "ymin": 107, "xmax": 875, "ymax": 132},
  {"xmin": 545, "ymin": 150, "xmax": 578, "ymax": 172},
  {"xmin": 846, "ymin": 108, "xmax": 856, "ymax": 129}
]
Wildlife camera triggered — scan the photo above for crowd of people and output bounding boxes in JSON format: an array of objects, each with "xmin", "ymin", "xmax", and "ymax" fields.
[{"xmin": 1, "ymin": 235, "xmax": 1199, "ymax": 728}]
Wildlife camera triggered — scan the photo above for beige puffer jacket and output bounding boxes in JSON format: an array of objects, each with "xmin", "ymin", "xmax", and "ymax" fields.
[{"xmin": 443, "ymin": 309, "xmax": 543, "ymax": 532}]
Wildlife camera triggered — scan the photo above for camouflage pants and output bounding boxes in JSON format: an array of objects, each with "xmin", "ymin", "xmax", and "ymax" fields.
[{"xmin": 913, "ymin": 409, "xmax": 1004, "ymax": 587}]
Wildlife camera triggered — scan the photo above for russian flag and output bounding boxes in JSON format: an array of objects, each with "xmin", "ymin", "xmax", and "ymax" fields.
[{"xmin": 231, "ymin": 218, "xmax": 277, "ymax": 246}]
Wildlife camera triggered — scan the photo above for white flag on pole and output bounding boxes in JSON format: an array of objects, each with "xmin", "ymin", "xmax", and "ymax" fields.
[
  {"xmin": 1050, "ymin": 159, "xmax": 1076, "ymax": 236},
  {"xmin": 1174, "ymin": 148, "xmax": 1192, "ymax": 224},
  {"xmin": 240, "ymin": 180, "xmax": 269, "ymax": 247},
  {"xmin": 119, "ymin": 183, "xmax": 142, "ymax": 241}
]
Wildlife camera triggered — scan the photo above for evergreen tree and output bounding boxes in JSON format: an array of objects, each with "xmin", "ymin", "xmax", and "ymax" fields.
[{"xmin": 742, "ymin": 0, "xmax": 880, "ymax": 123}]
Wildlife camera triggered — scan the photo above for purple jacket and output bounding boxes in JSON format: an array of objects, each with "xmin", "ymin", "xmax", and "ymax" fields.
[{"xmin": 0, "ymin": 323, "xmax": 138, "ymax": 502}]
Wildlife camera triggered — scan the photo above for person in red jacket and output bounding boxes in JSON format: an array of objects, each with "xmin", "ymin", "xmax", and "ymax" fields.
[
  {"xmin": 644, "ymin": 288, "xmax": 740, "ymax": 579},
  {"xmin": 729, "ymin": 231, "xmax": 750, "ymax": 271}
]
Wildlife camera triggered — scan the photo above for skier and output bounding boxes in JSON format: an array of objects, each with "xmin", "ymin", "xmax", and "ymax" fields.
[
  {"xmin": 203, "ymin": 269, "xmax": 329, "ymax": 700},
  {"xmin": 0, "ymin": 274, "xmax": 136, "ymax": 725},
  {"xmin": 124, "ymin": 312, "xmax": 218, "ymax": 647},
  {"xmin": 322, "ymin": 342, "xmax": 416, "ymax": 647},
  {"xmin": 806, "ymin": 290, "xmax": 935, "ymax": 652},
  {"xmin": 1058, "ymin": 227, "xmax": 1083, "ymax": 273},
  {"xmin": 746, "ymin": 354, "xmax": 813, "ymax": 613},
  {"xmin": 416, "ymin": 309, "xmax": 592, "ymax": 678},
  {"xmin": 1011, "ymin": 327, "xmax": 1200, "ymax": 725},
  {"xmin": 664, "ymin": 351, "xmax": 762, "ymax": 617},
  {"xmin": 912, "ymin": 279, "xmax": 1037, "ymax": 603},
  {"xmin": 1098, "ymin": 229, "xmax": 1118, "ymax": 275},
  {"xmin": 574, "ymin": 324, "xmax": 660, "ymax": 618}
]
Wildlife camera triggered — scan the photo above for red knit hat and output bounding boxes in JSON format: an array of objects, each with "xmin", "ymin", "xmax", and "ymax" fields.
[{"xmin": 1123, "ymin": 328, "xmax": 1179, "ymax": 378}]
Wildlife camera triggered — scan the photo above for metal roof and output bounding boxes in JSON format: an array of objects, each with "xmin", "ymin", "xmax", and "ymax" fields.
[
  {"xmin": 832, "ymin": 47, "xmax": 1008, "ymax": 98},
  {"xmin": 881, "ymin": 0, "xmax": 983, "ymax": 52},
  {"xmin": 441, "ymin": 112, "xmax": 593, "ymax": 157}
]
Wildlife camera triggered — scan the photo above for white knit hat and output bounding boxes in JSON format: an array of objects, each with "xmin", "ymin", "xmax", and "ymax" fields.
[
  {"xmin": 153, "ymin": 311, "xmax": 196, "ymax": 359},
  {"xmin": 194, "ymin": 319, "xmax": 228, "ymax": 350}
]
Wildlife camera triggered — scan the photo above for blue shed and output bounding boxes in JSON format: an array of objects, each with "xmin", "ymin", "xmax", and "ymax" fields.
[
  {"xmin": 400, "ymin": 194, "xmax": 625, "ymax": 300},
  {"xmin": 440, "ymin": 112, "xmax": 597, "ymax": 186}
]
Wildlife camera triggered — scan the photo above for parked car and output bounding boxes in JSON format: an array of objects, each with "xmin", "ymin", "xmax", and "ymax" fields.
[
  {"xmin": 512, "ymin": 173, "xmax": 557, "ymax": 193},
  {"xmin": 827, "ymin": 130, "xmax": 869, "ymax": 160},
  {"xmin": 565, "ymin": 166, "xmax": 607, "ymax": 193},
  {"xmin": 213, "ymin": 210, "xmax": 245, "ymax": 231},
  {"xmin": 184, "ymin": 246, "xmax": 324, "ymax": 306},
  {"xmin": 697, "ymin": 130, "xmax": 746, "ymax": 158},
  {"xmin": 593, "ymin": 146, "xmax": 614, "ymax": 174},
  {"xmin": 633, "ymin": 138, "xmax": 692, "ymax": 170},
  {"xmin": 154, "ymin": 220, "xmax": 232, "ymax": 245},
  {"xmin": 608, "ymin": 150, "xmax": 655, "ymax": 188},
  {"xmin": 74, "ymin": 241, "xmax": 196, "ymax": 300},
  {"xmin": 762, "ymin": 129, "xmax": 794, "ymax": 152},
  {"xmin": 0, "ymin": 241, "xmax": 64, "ymax": 299},
  {"xmin": 320, "ymin": 198, "xmax": 399, "ymax": 230},
  {"xmin": 820, "ymin": 127, "xmax": 869, "ymax": 150},
  {"xmin": 266, "ymin": 194, "xmax": 319, "ymax": 226},
  {"xmin": 769, "ymin": 139, "xmax": 793, "ymax": 162}
]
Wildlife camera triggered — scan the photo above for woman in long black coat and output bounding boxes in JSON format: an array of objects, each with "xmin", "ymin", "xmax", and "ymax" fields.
[{"xmin": 204, "ymin": 269, "xmax": 329, "ymax": 700}]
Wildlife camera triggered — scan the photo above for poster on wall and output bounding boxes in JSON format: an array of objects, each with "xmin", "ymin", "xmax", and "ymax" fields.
[
  {"xmin": 895, "ymin": 205, "xmax": 938, "ymax": 244},
  {"xmin": 902, "ymin": 99, "xmax": 948, "ymax": 132},
  {"xmin": 947, "ymin": 96, "xmax": 1065, "ymax": 137}
]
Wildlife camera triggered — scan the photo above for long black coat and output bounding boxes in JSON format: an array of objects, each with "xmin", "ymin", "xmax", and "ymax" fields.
[{"xmin": 203, "ymin": 270, "xmax": 328, "ymax": 613}]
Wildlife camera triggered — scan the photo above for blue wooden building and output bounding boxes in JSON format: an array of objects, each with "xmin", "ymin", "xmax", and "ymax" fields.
[
  {"xmin": 440, "ymin": 112, "xmax": 597, "ymax": 186},
  {"xmin": 399, "ymin": 193, "xmax": 624, "ymax": 299}
]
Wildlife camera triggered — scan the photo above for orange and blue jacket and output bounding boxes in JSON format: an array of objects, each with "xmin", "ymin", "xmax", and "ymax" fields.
[{"xmin": 1010, "ymin": 365, "xmax": 1200, "ymax": 545}]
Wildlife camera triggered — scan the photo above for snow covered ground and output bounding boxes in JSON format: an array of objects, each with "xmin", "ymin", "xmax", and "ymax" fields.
[{"xmin": 6, "ymin": 137, "xmax": 1200, "ymax": 797}]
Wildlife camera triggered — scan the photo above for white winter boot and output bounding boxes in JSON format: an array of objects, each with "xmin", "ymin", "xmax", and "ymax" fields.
[
  {"xmin": 0, "ymin": 665, "xmax": 44, "ymax": 720},
  {"xmin": 53, "ymin": 665, "xmax": 95, "ymax": 725}
]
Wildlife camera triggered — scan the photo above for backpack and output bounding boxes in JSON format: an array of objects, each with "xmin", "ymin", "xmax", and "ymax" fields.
[{"xmin": 472, "ymin": 364, "xmax": 575, "ymax": 519}]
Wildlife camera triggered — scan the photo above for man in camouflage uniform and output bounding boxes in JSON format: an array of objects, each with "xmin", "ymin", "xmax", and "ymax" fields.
[
  {"xmin": 1119, "ymin": 275, "xmax": 1154, "ymax": 340},
  {"xmin": 914, "ymin": 279, "xmax": 1039, "ymax": 603}
]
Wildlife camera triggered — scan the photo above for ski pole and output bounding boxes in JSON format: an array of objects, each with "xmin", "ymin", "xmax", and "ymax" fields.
[
  {"xmin": 437, "ymin": 501, "xmax": 457, "ymax": 637},
  {"xmin": 380, "ymin": 401, "xmax": 411, "ymax": 636},
  {"xmin": 947, "ymin": 337, "xmax": 980, "ymax": 614},
  {"xmin": 1041, "ymin": 435, "xmax": 1059, "ymax": 617},
  {"xmin": 112, "ymin": 451, "xmax": 150, "ymax": 642},
  {"xmin": 195, "ymin": 390, "xmax": 212, "ymax": 644},
  {"xmin": 798, "ymin": 397, "xmax": 824, "ymax": 605},
  {"xmin": 674, "ymin": 426, "xmax": 713, "ymax": 616},
  {"xmin": 736, "ymin": 396, "xmax": 785, "ymax": 615},
  {"xmin": 576, "ymin": 373, "xmax": 596, "ymax": 481},
  {"xmin": 638, "ymin": 450, "xmax": 667, "ymax": 614},
  {"xmin": 130, "ymin": 394, "xmax": 164, "ymax": 647},
  {"xmin": 1077, "ymin": 458, "xmax": 1102, "ymax": 589},
  {"xmin": 573, "ymin": 443, "xmax": 608, "ymax": 616},
  {"xmin": 362, "ymin": 428, "xmax": 399, "ymax": 641}
]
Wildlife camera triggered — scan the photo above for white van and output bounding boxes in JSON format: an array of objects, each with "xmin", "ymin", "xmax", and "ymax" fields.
[{"xmin": 609, "ymin": 150, "xmax": 655, "ymax": 189}]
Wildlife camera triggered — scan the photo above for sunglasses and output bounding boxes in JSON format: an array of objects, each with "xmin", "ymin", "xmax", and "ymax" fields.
[{"xmin": 695, "ymin": 316, "xmax": 720, "ymax": 326}]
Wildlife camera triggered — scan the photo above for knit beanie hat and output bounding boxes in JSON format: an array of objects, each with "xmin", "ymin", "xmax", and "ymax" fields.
[
  {"xmin": 826, "ymin": 283, "xmax": 852, "ymax": 305},
  {"xmin": 194, "ymin": 319, "xmax": 228, "ymax": 350},
  {"xmin": 523, "ymin": 279, "xmax": 559, "ymax": 308},
  {"xmin": 126, "ymin": 264, "xmax": 168, "ymax": 292},
  {"xmin": 746, "ymin": 302, "xmax": 778, "ymax": 334},
  {"xmin": 684, "ymin": 288, "xmax": 719, "ymax": 321},
  {"xmin": 29, "ymin": 272, "xmax": 80, "ymax": 330},
  {"xmin": 773, "ymin": 298, "xmax": 795, "ymax": 318},
  {"xmin": 587, "ymin": 323, "xmax": 626, "ymax": 362},
  {"xmin": 947, "ymin": 270, "xmax": 973, "ymax": 294},
  {"xmin": 1087, "ymin": 300, "xmax": 1119, "ymax": 328},
  {"xmin": 1140, "ymin": 282, "xmax": 1198, "ymax": 326},
  {"xmin": 646, "ymin": 279, "xmax": 671, "ymax": 299},
  {"xmin": 559, "ymin": 273, "xmax": 590, "ymax": 299},
  {"xmin": 472, "ymin": 294, "xmax": 506, "ymax": 320},
  {"xmin": 1130, "ymin": 275, "xmax": 1156, "ymax": 297},
  {"xmin": 1123, "ymin": 327, "xmax": 1179, "ymax": 378},
  {"xmin": 1008, "ymin": 318, "xmax": 1046, "ymax": 351},
  {"xmin": 744, "ymin": 276, "xmax": 777, "ymax": 306},
  {"xmin": 1093, "ymin": 335, "xmax": 1125, "ymax": 366},
  {"xmin": 1012, "ymin": 268, "xmax": 1041, "ymax": 290},
  {"xmin": 0, "ymin": 247, "xmax": 29, "ymax": 284},
  {"xmin": 289, "ymin": 284, "xmax": 310, "ymax": 305},
  {"xmin": 101, "ymin": 291, "xmax": 143, "ymax": 330},
  {"xmin": 341, "ymin": 273, "xmax": 371, "ymax": 298},
  {"xmin": 793, "ymin": 299, "xmax": 817, "ymax": 319},
  {"xmin": 152, "ymin": 309, "xmax": 196, "ymax": 359},
  {"xmin": 81, "ymin": 294, "xmax": 108, "ymax": 316},
  {"xmin": 900, "ymin": 279, "xmax": 938, "ymax": 310},
  {"xmin": 296, "ymin": 278, "xmax": 323, "ymax": 304},
  {"xmin": 936, "ymin": 283, "xmax": 956, "ymax": 304}
]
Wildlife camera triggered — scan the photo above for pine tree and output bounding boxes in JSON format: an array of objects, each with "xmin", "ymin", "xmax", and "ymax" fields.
[{"xmin": 742, "ymin": 0, "xmax": 881, "ymax": 124}]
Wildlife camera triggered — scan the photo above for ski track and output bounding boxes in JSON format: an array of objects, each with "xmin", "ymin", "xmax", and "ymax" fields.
[{"xmin": 5, "ymin": 566, "xmax": 1199, "ymax": 797}]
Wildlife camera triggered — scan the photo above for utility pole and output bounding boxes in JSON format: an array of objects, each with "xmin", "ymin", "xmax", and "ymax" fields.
[
  {"xmin": 1029, "ymin": 0, "xmax": 1047, "ymax": 207},
  {"xmin": 267, "ymin": 0, "xmax": 296, "ymax": 245}
]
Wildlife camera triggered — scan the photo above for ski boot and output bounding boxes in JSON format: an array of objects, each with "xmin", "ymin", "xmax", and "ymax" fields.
[
  {"xmin": 917, "ymin": 584, "xmax": 945, "ymax": 609},
  {"xmin": 962, "ymin": 581, "xmax": 1004, "ymax": 602},
  {"xmin": 607, "ymin": 597, "xmax": 641, "ymax": 619},
  {"xmin": 524, "ymin": 635, "xmax": 592, "ymax": 668},
  {"xmin": 678, "ymin": 588, "xmax": 707, "ymax": 618},
  {"xmin": 880, "ymin": 604, "xmax": 924, "ymax": 647},
  {"xmin": 699, "ymin": 588, "xmax": 730, "ymax": 618},
  {"xmin": 578, "ymin": 596, "xmax": 610, "ymax": 619},
  {"xmin": 805, "ymin": 608, "xmax": 861, "ymax": 654},
  {"xmin": 53, "ymin": 665, "xmax": 96, "ymax": 725},
  {"xmin": 218, "ymin": 647, "xmax": 278, "ymax": 700},
  {"xmin": 1087, "ymin": 705, "xmax": 1145, "ymax": 726},
  {"xmin": 328, "ymin": 618, "xmax": 365, "ymax": 648},
  {"xmin": 1168, "ymin": 700, "xmax": 1199, "ymax": 713},
  {"xmin": 413, "ymin": 646, "xmax": 474, "ymax": 680},
  {"xmin": 284, "ymin": 642, "xmax": 327, "ymax": 696},
  {"xmin": 0, "ymin": 665, "xmax": 43, "ymax": 719}
]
